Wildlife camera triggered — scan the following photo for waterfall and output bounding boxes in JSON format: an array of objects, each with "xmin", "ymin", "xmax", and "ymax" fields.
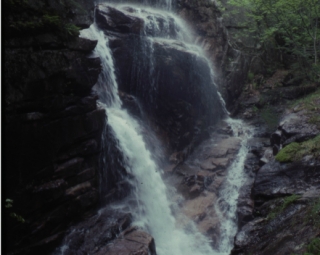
[
  {"xmin": 82, "ymin": 24, "xmax": 216, "ymax": 255},
  {"xmin": 215, "ymin": 119, "xmax": 253, "ymax": 254},
  {"xmin": 58, "ymin": 2, "xmax": 254, "ymax": 255},
  {"xmin": 103, "ymin": 0, "xmax": 173, "ymax": 11}
]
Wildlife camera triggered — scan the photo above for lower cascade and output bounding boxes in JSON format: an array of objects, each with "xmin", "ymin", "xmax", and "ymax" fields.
[{"xmin": 59, "ymin": 2, "xmax": 253, "ymax": 255}]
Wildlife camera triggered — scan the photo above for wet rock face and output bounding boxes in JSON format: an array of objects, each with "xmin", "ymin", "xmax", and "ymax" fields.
[
  {"xmin": 57, "ymin": 208, "xmax": 156, "ymax": 255},
  {"xmin": 95, "ymin": 5, "xmax": 144, "ymax": 34},
  {"xmin": 232, "ymin": 192, "xmax": 320, "ymax": 255},
  {"xmin": 164, "ymin": 120, "xmax": 247, "ymax": 247},
  {"xmin": 3, "ymin": 27, "xmax": 107, "ymax": 255},
  {"xmin": 253, "ymin": 161, "xmax": 320, "ymax": 199},
  {"xmin": 232, "ymin": 104, "xmax": 320, "ymax": 255},
  {"xmin": 95, "ymin": 4, "xmax": 225, "ymax": 152},
  {"xmin": 176, "ymin": 0, "xmax": 250, "ymax": 111},
  {"xmin": 4, "ymin": 43, "xmax": 106, "ymax": 254}
]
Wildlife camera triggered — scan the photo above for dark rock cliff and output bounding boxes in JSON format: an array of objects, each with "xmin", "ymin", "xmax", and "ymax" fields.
[
  {"xmin": 94, "ymin": 4, "xmax": 226, "ymax": 157},
  {"xmin": 176, "ymin": 0, "xmax": 250, "ymax": 113},
  {"xmin": 3, "ymin": 0, "xmax": 109, "ymax": 254}
]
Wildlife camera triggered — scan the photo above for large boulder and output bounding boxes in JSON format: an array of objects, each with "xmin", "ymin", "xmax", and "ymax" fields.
[{"xmin": 232, "ymin": 192, "xmax": 320, "ymax": 255}]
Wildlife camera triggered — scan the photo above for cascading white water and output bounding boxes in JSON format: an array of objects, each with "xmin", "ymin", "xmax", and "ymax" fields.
[
  {"xmin": 215, "ymin": 119, "xmax": 254, "ymax": 254},
  {"xmin": 78, "ymin": 2, "xmax": 253, "ymax": 255},
  {"xmin": 82, "ymin": 24, "xmax": 216, "ymax": 255}
]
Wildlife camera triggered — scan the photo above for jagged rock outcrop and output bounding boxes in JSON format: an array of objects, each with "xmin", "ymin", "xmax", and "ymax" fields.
[
  {"xmin": 231, "ymin": 99, "xmax": 320, "ymax": 255},
  {"xmin": 164, "ymin": 120, "xmax": 245, "ymax": 246},
  {"xmin": 4, "ymin": 36, "xmax": 105, "ymax": 254},
  {"xmin": 94, "ymin": 4, "xmax": 226, "ymax": 153},
  {"xmin": 57, "ymin": 208, "xmax": 156, "ymax": 255},
  {"xmin": 177, "ymin": 0, "xmax": 250, "ymax": 111},
  {"xmin": 3, "ymin": 1, "xmax": 111, "ymax": 254}
]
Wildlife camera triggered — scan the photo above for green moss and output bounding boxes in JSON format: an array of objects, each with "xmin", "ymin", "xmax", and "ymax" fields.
[
  {"xmin": 276, "ymin": 135, "xmax": 320, "ymax": 162},
  {"xmin": 267, "ymin": 194, "xmax": 301, "ymax": 220},
  {"xmin": 64, "ymin": 23, "xmax": 80, "ymax": 36},
  {"xmin": 304, "ymin": 238, "xmax": 320, "ymax": 255},
  {"xmin": 275, "ymin": 142, "xmax": 300, "ymax": 162},
  {"xmin": 4, "ymin": 0, "xmax": 81, "ymax": 39},
  {"xmin": 281, "ymin": 194, "xmax": 301, "ymax": 210}
]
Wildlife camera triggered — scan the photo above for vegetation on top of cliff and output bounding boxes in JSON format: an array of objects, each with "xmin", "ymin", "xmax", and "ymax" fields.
[
  {"xmin": 275, "ymin": 135, "xmax": 320, "ymax": 162},
  {"xmin": 4, "ymin": 0, "xmax": 83, "ymax": 39},
  {"xmin": 220, "ymin": 0, "xmax": 320, "ymax": 82}
]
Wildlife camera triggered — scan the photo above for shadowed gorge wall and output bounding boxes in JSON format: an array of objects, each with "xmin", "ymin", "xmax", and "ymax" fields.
[{"xmin": 3, "ymin": 0, "xmax": 108, "ymax": 253}]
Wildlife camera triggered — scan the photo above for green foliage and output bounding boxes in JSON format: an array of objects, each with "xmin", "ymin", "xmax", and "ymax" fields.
[
  {"xmin": 275, "ymin": 142, "xmax": 300, "ymax": 162},
  {"xmin": 42, "ymin": 14, "xmax": 61, "ymax": 27},
  {"xmin": 5, "ymin": 0, "xmax": 81, "ymax": 39},
  {"xmin": 64, "ymin": 23, "xmax": 80, "ymax": 36},
  {"xmin": 225, "ymin": 0, "xmax": 320, "ymax": 80},
  {"xmin": 5, "ymin": 199, "xmax": 13, "ymax": 208},
  {"xmin": 281, "ymin": 194, "xmax": 301, "ymax": 211},
  {"xmin": 9, "ymin": 13, "xmax": 80, "ymax": 38},
  {"xmin": 9, "ymin": 213, "xmax": 25, "ymax": 223},
  {"xmin": 305, "ymin": 238, "xmax": 320, "ymax": 255},
  {"xmin": 5, "ymin": 199, "xmax": 25, "ymax": 223},
  {"xmin": 276, "ymin": 135, "xmax": 320, "ymax": 162}
]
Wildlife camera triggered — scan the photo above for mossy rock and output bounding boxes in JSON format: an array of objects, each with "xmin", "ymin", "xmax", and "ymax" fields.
[{"xmin": 276, "ymin": 135, "xmax": 320, "ymax": 162}]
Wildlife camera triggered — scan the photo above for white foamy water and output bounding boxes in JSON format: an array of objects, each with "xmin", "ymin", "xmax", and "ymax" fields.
[
  {"xmin": 77, "ymin": 4, "xmax": 252, "ymax": 255},
  {"xmin": 215, "ymin": 118, "xmax": 254, "ymax": 254},
  {"xmin": 82, "ymin": 23, "xmax": 217, "ymax": 255}
]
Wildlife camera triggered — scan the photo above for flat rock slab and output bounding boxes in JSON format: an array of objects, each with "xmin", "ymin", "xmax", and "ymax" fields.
[
  {"xmin": 57, "ymin": 208, "xmax": 156, "ymax": 255},
  {"xmin": 98, "ymin": 228, "xmax": 156, "ymax": 255}
]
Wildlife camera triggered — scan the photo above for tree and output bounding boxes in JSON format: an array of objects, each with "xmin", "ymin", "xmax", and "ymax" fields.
[{"xmin": 222, "ymin": 0, "xmax": 320, "ymax": 80}]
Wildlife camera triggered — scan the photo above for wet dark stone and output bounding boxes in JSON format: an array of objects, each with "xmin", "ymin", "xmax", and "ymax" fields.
[
  {"xmin": 95, "ymin": 5, "xmax": 144, "ymax": 35},
  {"xmin": 253, "ymin": 161, "xmax": 320, "ymax": 199}
]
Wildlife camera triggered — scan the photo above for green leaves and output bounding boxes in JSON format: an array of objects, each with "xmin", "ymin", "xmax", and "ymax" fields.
[
  {"xmin": 5, "ymin": 199, "xmax": 13, "ymax": 208},
  {"xmin": 226, "ymin": 0, "xmax": 320, "ymax": 79},
  {"xmin": 5, "ymin": 199, "xmax": 25, "ymax": 223}
]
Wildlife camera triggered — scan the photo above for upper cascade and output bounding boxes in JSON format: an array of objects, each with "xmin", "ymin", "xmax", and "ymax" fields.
[
  {"xmin": 95, "ymin": 4, "xmax": 190, "ymax": 41},
  {"xmin": 91, "ymin": 3, "xmax": 227, "ymax": 150},
  {"xmin": 103, "ymin": 0, "xmax": 173, "ymax": 11}
]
